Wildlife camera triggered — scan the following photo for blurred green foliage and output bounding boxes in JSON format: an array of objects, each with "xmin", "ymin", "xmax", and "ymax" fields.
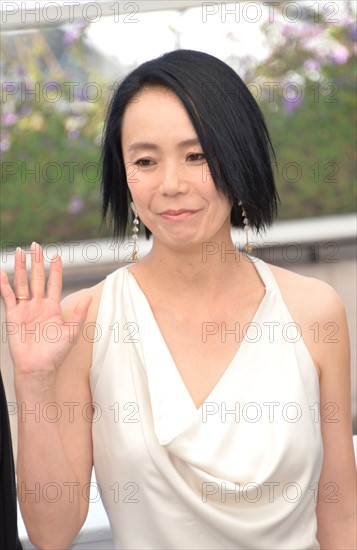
[
  {"xmin": 1, "ymin": 25, "xmax": 111, "ymax": 247},
  {"xmin": 1, "ymin": 8, "xmax": 356, "ymax": 248},
  {"xmin": 253, "ymin": 12, "xmax": 357, "ymax": 219}
]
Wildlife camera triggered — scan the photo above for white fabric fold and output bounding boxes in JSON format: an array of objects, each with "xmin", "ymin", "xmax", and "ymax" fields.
[{"xmin": 90, "ymin": 257, "xmax": 323, "ymax": 550}]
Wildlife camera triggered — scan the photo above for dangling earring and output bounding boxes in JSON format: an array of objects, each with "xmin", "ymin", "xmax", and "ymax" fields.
[
  {"xmin": 238, "ymin": 200, "xmax": 252, "ymax": 254},
  {"xmin": 130, "ymin": 201, "xmax": 139, "ymax": 261}
]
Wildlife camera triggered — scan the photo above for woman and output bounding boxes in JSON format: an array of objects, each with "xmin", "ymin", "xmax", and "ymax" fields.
[{"xmin": 0, "ymin": 50, "xmax": 355, "ymax": 549}]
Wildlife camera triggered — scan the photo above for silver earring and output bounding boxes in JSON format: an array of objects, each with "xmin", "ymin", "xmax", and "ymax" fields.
[
  {"xmin": 130, "ymin": 202, "xmax": 139, "ymax": 261},
  {"xmin": 238, "ymin": 200, "xmax": 252, "ymax": 254}
]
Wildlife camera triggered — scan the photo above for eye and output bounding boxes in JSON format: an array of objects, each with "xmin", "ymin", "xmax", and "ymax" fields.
[
  {"xmin": 134, "ymin": 158, "xmax": 154, "ymax": 167},
  {"xmin": 186, "ymin": 153, "xmax": 206, "ymax": 162}
]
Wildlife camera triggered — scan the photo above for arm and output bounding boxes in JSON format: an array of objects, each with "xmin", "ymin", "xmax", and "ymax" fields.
[
  {"xmin": 315, "ymin": 286, "xmax": 356, "ymax": 549},
  {"xmin": 244, "ymin": 264, "xmax": 356, "ymax": 547},
  {"xmin": 0, "ymin": 243, "xmax": 98, "ymax": 549}
]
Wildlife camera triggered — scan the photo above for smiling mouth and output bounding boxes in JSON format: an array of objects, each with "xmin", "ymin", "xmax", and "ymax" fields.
[{"xmin": 159, "ymin": 209, "xmax": 199, "ymax": 220}]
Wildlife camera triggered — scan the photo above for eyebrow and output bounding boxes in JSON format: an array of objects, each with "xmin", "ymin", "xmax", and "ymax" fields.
[{"xmin": 127, "ymin": 138, "xmax": 201, "ymax": 153}]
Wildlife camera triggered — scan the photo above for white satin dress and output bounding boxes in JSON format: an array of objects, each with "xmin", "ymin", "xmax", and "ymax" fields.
[{"xmin": 90, "ymin": 256, "xmax": 323, "ymax": 549}]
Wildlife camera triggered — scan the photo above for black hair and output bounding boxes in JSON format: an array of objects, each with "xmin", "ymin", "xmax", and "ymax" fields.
[{"xmin": 101, "ymin": 49, "xmax": 279, "ymax": 239}]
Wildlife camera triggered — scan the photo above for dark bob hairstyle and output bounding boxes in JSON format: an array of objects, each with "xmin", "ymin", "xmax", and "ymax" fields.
[{"xmin": 101, "ymin": 49, "xmax": 279, "ymax": 239}]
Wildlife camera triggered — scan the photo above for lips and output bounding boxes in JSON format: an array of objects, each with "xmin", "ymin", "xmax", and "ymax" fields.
[
  {"xmin": 160, "ymin": 209, "xmax": 197, "ymax": 215},
  {"xmin": 159, "ymin": 208, "xmax": 200, "ymax": 220}
]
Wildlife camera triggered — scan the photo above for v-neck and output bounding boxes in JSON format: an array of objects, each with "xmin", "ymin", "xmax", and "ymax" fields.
[{"xmin": 125, "ymin": 256, "xmax": 276, "ymax": 444}]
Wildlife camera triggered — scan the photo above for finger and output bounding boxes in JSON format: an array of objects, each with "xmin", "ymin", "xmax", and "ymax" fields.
[
  {"xmin": 47, "ymin": 254, "xmax": 63, "ymax": 303},
  {"xmin": 13, "ymin": 247, "xmax": 30, "ymax": 299},
  {"xmin": 0, "ymin": 269, "xmax": 17, "ymax": 312},
  {"xmin": 71, "ymin": 295, "xmax": 93, "ymax": 321},
  {"xmin": 30, "ymin": 242, "xmax": 46, "ymax": 299},
  {"xmin": 65, "ymin": 295, "xmax": 93, "ymax": 343}
]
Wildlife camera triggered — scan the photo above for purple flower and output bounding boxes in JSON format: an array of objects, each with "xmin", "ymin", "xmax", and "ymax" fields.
[
  {"xmin": 281, "ymin": 25, "xmax": 299, "ymax": 39},
  {"xmin": 11, "ymin": 66, "xmax": 26, "ymax": 77},
  {"xmin": 68, "ymin": 196, "xmax": 84, "ymax": 215},
  {"xmin": 329, "ymin": 44, "xmax": 349, "ymax": 65},
  {"xmin": 0, "ymin": 138, "xmax": 10, "ymax": 152},
  {"xmin": 63, "ymin": 21, "xmax": 87, "ymax": 45},
  {"xmin": 19, "ymin": 105, "xmax": 32, "ymax": 116},
  {"xmin": 283, "ymin": 95, "xmax": 303, "ymax": 116},
  {"xmin": 299, "ymin": 25, "xmax": 323, "ymax": 40},
  {"xmin": 45, "ymin": 82, "xmax": 61, "ymax": 93},
  {"xmin": 350, "ymin": 23, "xmax": 357, "ymax": 43},
  {"xmin": 68, "ymin": 128, "xmax": 80, "ymax": 140},
  {"xmin": 74, "ymin": 86, "xmax": 85, "ymax": 100},
  {"xmin": 63, "ymin": 29, "xmax": 79, "ymax": 45},
  {"xmin": 303, "ymin": 58, "xmax": 321, "ymax": 71},
  {"xmin": 3, "ymin": 113, "xmax": 18, "ymax": 125}
]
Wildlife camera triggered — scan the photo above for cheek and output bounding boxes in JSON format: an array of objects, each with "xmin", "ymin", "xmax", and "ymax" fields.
[
  {"xmin": 124, "ymin": 161, "xmax": 140, "ymax": 190},
  {"xmin": 205, "ymin": 180, "xmax": 230, "ymax": 208},
  {"xmin": 212, "ymin": 193, "xmax": 232, "ymax": 219},
  {"xmin": 126, "ymin": 176, "xmax": 154, "ymax": 217}
]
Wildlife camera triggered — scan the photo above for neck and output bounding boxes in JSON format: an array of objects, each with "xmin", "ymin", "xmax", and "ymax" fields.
[{"xmin": 137, "ymin": 235, "xmax": 249, "ymax": 294}]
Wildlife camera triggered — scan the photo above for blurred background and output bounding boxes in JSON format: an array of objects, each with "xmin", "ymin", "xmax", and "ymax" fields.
[{"xmin": 1, "ymin": 1, "xmax": 356, "ymax": 243}]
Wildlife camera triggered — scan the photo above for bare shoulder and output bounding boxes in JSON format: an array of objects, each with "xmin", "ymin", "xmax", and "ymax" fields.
[
  {"xmin": 265, "ymin": 262, "xmax": 349, "ymax": 376},
  {"xmin": 268, "ymin": 262, "xmax": 346, "ymax": 322}
]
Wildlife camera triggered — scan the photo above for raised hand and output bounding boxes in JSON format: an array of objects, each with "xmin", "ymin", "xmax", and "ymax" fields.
[{"xmin": 0, "ymin": 242, "xmax": 92, "ymax": 379}]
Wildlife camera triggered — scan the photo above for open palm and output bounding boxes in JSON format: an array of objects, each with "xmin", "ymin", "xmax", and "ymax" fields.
[{"xmin": 0, "ymin": 243, "xmax": 91, "ymax": 376}]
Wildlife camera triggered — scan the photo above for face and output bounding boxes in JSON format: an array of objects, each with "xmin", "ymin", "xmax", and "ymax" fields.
[{"xmin": 121, "ymin": 86, "xmax": 232, "ymax": 251}]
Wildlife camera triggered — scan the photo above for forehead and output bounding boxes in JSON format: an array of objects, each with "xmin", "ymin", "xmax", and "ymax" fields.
[
  {"xmin": 121, "ymin": 86, "xmax": 198, "ymax": 145},
  {"xmin": 126, "ymin": 85, "xmax": 182, "ymax": 111}
]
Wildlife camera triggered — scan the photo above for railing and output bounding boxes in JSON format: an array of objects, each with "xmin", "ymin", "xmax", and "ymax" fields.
[{"xmin": 1, "ymin": 214, "xmax": 355, "ymax": 290}]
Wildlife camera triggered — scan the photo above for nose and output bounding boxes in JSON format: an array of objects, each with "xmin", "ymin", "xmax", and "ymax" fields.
[{"xmin": 158, "ymin": 162, "xmax": 189, "ymax": 196}]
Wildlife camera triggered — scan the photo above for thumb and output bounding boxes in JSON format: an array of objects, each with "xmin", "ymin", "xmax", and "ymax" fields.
[
  {"xmin": 65, "ymin": 295, "xmax": 93, "ymax": 343},
  {"xmin": 69, "ymin": 294, "xmax": 93, "ymax": 324},
  {"xmin": 72, "ymin": 294, "xmax": 92, "ymax": 323}
]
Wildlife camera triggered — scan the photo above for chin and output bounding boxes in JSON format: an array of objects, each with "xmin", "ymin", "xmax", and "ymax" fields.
[{"xmin": 157, "ymin": 231, "xmax": 204, "ymax": 249}]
